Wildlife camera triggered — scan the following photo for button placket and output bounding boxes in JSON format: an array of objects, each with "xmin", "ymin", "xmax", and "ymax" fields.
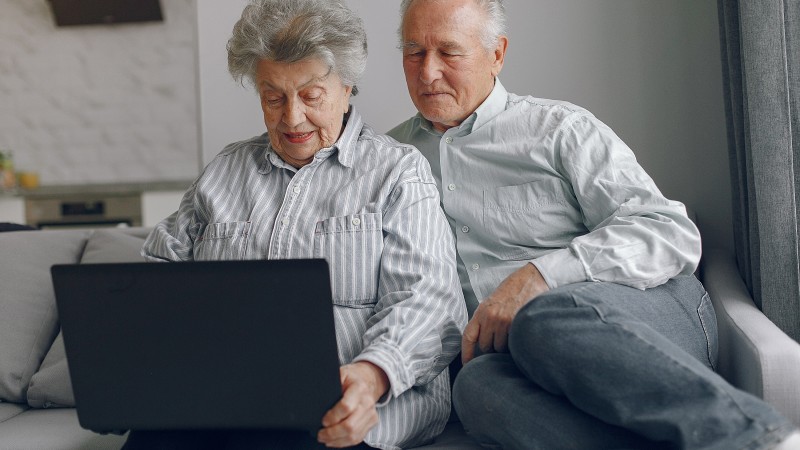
[{"xmin": 268, "ymin": 169, "xmax": 311, "ymax": 259}]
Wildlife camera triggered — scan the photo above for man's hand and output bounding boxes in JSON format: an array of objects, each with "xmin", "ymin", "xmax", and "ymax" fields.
[
  {"xmin": 462, "ymin": 263, "xmax": 550, "ymax": 364},
  {"xmin": 317, "ymin": 361, "xmax": 389, "ymax": 448}
]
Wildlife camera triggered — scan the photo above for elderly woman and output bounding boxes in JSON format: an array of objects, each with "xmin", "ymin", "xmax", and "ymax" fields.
[{"xmin": 126, "ymin": 0, "xmax": 466, "ymax": 449}]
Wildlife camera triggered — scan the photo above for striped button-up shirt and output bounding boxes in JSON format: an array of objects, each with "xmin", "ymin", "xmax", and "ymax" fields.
[
  {"xmin": 389, "ymin": 80, "xmax": 701, "ymax": 315},
  {"xmin": 142, "ymin": 107, "xmax": 467, "ymax": 450}
]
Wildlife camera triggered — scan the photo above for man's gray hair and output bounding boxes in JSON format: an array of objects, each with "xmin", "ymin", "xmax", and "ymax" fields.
[
  {"xmin": 228, "ymin": 0, "xmax": 367, "ymax": 95},
  {"xmin": 398, "ymin": 0, "xmax": 506, "ymax": 51}
]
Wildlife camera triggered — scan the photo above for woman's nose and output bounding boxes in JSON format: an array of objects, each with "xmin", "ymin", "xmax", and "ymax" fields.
[{"xmin": 283, "ymin": 98, "xmax": 305, "ymax": 127}]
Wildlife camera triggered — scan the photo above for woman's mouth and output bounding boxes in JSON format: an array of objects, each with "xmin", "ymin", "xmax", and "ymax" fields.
[{"xmin": 284, "ymin": 131, "xmax": 314, "ymax": 144}]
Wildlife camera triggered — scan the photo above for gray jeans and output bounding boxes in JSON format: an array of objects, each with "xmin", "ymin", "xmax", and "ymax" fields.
[{"xmin": 453, "ymin": 276, "xmax": 794, "ymax": 449}]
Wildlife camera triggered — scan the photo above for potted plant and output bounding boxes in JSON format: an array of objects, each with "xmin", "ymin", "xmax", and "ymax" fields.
[{"xmin": 0, "ymin": 150, "xmax": 16, "ymax": 191}]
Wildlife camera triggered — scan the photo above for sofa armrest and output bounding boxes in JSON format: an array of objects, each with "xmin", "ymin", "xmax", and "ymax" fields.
[{"xmin": 701, "ymin": 248, "xmax": 800, "ymax": 426}]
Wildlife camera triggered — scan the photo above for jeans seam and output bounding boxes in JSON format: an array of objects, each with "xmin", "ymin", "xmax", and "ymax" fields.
[{"xmin": 696, "ymin": 292, "xmax": 717, "ymax": 371}]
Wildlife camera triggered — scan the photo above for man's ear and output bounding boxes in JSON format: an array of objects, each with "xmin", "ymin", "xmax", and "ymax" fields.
[{"xmin": 491, "ymin": 35, "xmax": 508, "ymax": 77}]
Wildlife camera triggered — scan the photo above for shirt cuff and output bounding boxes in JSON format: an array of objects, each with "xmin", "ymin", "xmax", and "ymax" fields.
[
  {"xmin": 352, "ymin": 345, "xmax": 412, "ymax": 407},
  {"xmin": 531, "ymin": 248, "xmax": 588, "ymax": 289}
]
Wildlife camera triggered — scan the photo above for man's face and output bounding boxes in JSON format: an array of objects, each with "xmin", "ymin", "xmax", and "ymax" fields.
[{"xmin": 401, "ymin": 0, "xmax": 506, "ymax": 132}]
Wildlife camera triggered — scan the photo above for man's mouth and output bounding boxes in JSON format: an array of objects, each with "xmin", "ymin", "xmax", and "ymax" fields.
[
  {"xmin": 283, "ymin": 131, "xmax": 314, "ymax": 144},
  {"xmin": 421, "ymin": 91, "xmax": 449, "ymax": 100}
]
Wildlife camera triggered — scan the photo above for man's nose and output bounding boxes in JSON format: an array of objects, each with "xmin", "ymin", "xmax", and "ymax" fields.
[
  {"xmin": 283, "ymin": 98, "xmax": 305, "ymax": 127},
  {"xmin": 419, "ymin": 54, "xmax": 442, "ymax": 85}
]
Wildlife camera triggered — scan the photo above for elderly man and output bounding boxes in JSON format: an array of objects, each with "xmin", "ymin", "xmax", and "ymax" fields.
[{"xmin": 388, "ymin": 0, "xmax": 800, "ymax": 449}]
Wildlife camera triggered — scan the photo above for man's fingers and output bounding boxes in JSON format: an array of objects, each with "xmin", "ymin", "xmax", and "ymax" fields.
[
  {"xmin": 477, "ymin": 318, "xmax": 495, "ymax": 354},
  {"xmin": 461, "ymin": 318, "xmax": 480, "ymax": 364},
  {"xmin": 493, "ymin": 324, "xmax": 509, "ymax": 353}
]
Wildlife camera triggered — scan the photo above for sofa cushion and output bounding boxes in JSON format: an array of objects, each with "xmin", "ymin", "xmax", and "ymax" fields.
[
  {"xmin": 79, "ymin": 228, "xmax": 150, "ymax": 265},
  {"xmin": 0, "ymin": 230, "xmax": 90, "ymax": 403},
  {"xmin": 0, "ymin": 408, "xmax": 128, "ymax": 450},
  {"xmin": 0, "ymin": 403, "xmax": 28, "ymax": 424},
  {"xmin": 26, "ymin": 229, "xmax": 148, "ymax": 408}
]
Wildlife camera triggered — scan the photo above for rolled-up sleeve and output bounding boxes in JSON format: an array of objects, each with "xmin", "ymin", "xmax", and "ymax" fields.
[
  {"xmin": 533, "ymin": 114, "xmax": 701, "ymax": 290},
  {"xmin": 141, "ymin": 181, "xmax": 202, "ymax": 262}
]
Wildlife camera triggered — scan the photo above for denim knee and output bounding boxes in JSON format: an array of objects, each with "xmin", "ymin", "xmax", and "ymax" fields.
[
  {"xmin": 452, "ymin": 354, "xmax": 492, "ymax": 423},
  {"xmin": 509, "ymin": 287, "xmax": 581, "ymax": 364},
  {"xmin": 453, "ymin": 354, "xmax": 518, "ymax": 449}
]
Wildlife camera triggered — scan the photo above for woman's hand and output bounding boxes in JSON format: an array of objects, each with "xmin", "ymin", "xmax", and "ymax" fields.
[{"xmin": 317, "ymin": 361, "xmax": 389, "ymax": 448}]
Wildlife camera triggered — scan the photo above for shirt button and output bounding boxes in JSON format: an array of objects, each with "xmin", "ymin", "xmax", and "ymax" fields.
[
  {"xmin": 471, "ymin": 263, "xmax": 480, "ymax": 271},
  {"xmin": 281, "ymin": 218, "xmax": 289, "ymax": 226},
  {"xmin": 445, "ymin": 137, "xmax": 454, "ymax": 144},
  {"xmin": 351, "ymin": 217, "xmax": 361, "ymax": 226},
  {"xmin": 292, "ymin": 186, "xmax": 301, "ymax": 194},
  {"xmin": 447, "ymin": 183, "xmax": 456, "ymax": 191},
  {"xmin": 461, "ymin": 225, "xmax": 470, "ymax": 233}
]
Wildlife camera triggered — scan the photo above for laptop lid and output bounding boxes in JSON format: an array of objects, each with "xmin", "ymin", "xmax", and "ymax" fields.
[{"xmin": 51, "ymin": 259, "xmax": 341, "ymax": 435}]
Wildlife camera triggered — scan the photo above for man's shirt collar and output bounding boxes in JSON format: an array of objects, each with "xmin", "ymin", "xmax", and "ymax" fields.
[{"xmin": 471, "ymin": 78, "xmax": 508, "ymax": 132}]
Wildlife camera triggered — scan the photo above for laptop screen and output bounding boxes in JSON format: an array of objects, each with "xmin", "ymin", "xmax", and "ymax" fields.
[{"xmin": 52, "ymin": 259, "xmax": 341, "ymax": 434}]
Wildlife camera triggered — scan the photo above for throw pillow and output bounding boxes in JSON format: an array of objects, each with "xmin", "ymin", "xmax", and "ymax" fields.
[
  {"xmin": 0, "ymin": 230, "xmax": 90, "ymax": 403},
  {"xmin": 26, "ymin": 229, "xmax": 148, "ymax": 408},
  {"xmin": 26, "ymin": 332, "xmax": 72, "ymax": 408}
]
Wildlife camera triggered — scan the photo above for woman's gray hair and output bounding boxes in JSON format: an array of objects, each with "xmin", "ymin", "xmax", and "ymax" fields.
[
  {"xmin": 228, "ymin": 0, "xmax": 367, "ymax": 95},
  {"xmin": 398, "ymin": 0, "xmax": 506, "ymax": 51}
]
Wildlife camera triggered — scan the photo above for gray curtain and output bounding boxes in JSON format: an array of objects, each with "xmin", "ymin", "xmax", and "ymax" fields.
[{"xmin": 718, "ymin": 0, "xmax": 800, "ymax": 342}]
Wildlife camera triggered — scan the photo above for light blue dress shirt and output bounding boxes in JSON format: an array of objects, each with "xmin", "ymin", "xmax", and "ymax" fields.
[
  {"xmin": 143, "ymin": 107, "xmax": 467, "ymax": 450},
  {"xmin": 388, "ymin": 80, "xmax": 701, "ymax": 315}
]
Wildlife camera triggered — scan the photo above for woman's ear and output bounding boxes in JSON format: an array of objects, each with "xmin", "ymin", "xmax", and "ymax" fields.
[{"xmin": 342, "ymin": 85, "xmax": 353, "ymax": 113}]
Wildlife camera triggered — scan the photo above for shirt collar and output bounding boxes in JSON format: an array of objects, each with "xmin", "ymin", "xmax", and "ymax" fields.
[
  {"xmin": 409, "ymin": 78, "xmax": 508, "ymax": 136},
  {"xmin": 470, "ymin": 78, "xmax": 508, "ymax": 132},
  {"xmin": 333, "ymin": 106, "xmax": 362, "ymax": 168},
  {"xmin": 260, "ymin": 105, "xmax": 362, "ymax": 172}
]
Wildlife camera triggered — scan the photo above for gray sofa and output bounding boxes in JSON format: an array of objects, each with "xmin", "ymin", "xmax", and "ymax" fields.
[
  {"xmin": 0, "ymin": 227, "xmax": 480, "ymax": 450},
  {"xmin": 1, "ymin": 228, "xmax": 797, "ymax": 449}
]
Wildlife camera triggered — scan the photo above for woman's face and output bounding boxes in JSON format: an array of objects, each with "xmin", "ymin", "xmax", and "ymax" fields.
[{"xmin": 255, "ymin": 58, "xmax": 352, "ymax": 168}]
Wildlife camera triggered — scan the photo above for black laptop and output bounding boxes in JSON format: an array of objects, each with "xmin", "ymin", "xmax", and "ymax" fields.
[{"xmin": 51, "ymin": 259, "xmax": 342, "ymax": 435}]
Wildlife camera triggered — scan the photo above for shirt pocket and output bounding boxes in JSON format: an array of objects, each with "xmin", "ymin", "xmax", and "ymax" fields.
[
  {"xmin": 194, "ymin": 221, "xmax": 251, "ymax": 261},
  {"xmin": 483, "ymin": 179, "xmax": 583, "ymax": 260},
  {"xmin": 313, "ymin": 212, "xmax": 383, "ymax": 307}
]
